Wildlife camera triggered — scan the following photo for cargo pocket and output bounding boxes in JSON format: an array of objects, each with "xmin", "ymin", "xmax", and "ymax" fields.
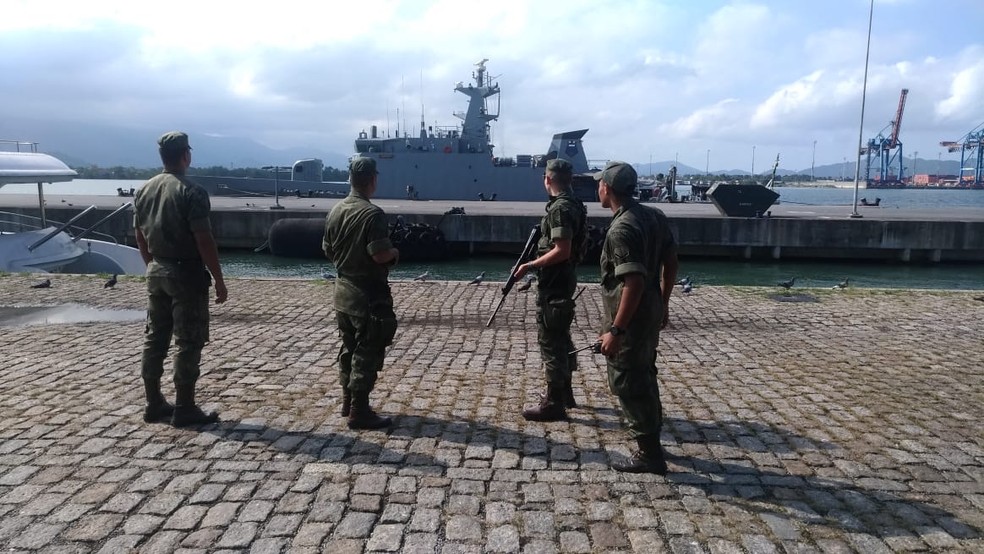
[
  {"xmin": 367, "ymin": 303, "xmax": 398, "ymax": 347},
  {"xmin": 543, "ymin": 298, "xmax": 575, "ymax": 332}
]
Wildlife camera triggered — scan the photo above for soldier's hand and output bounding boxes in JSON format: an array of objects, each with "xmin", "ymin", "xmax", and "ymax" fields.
[
  {"xmin": 660, "ymin": 307, "xmax": 670, "ymax": 329},
  {"xmin": 599, "ymin": 332, "xmax": 621, "ymax": 357},
  {"xmin": 214, "ymin": 280, "xmax": 228, "ymax": 304}
]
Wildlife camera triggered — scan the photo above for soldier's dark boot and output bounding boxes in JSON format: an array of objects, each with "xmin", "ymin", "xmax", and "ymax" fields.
[
  {"xmin": 171, "ymin": 384, "xmax": 219, "ymax": 428},
  {"xmin": 142, "ymin": 379, "xmax": 174, "ymax": 423},
  {"xmin": 347, "ymin": 392, "xmax": 391, "ymax": 430},
  {"xmin": 562, "ymin": 381, "xmax": 577, "ymax": 409},
  {"xmin": 340, "ymin": 389, "xmax": 352, "ymax": 418},
  {"xmin": 612, "ymin": 435, "xmax": 667, "ymax": 475},
  {"xmin": 523, "ymin": 386, "xmax": 568, "ymax": 422}
]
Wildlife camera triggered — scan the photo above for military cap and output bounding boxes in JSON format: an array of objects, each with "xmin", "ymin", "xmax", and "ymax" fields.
[
  {"xmin": 349, "ymin": 157, "xmax": 378, "ymax": 176},
  {"xmin": 546, "ymin": 158, "xmax": 573, "ymax": 175},
  {"xmin": 157, "ymin": 131, "xmax": 191, "ymax": 152},
  {"xmin": 593, "ymin": 161, "xmax": 637, "ymax": 193}
]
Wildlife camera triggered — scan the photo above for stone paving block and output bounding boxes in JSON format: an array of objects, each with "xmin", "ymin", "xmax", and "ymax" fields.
[
  {"xmin": 61, "ymin": 512, "xmax": 123, "ymax": 541},
  {"xmin": 0, "ymin": 278, "xmax": 982, "ymax": 553}
]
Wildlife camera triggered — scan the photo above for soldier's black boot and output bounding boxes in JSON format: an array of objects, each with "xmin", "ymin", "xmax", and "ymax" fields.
[
  {"xmin": 562, "ymin": 381, "xmax": 577, "ymax": 409},
  {"xmin": 171, "ymin": 384, "xmax": 219, "ymax": 428},
  {"xmin": 142, "ymin": 379, "xmax": 174, "ymax": 423},
  {"xmin": 340, "ymin": 389, "xmax": 352, "ymax": 418},
  {"xmin": 347, "ymin": 392, "xmax": 392, "ymax": 430},
  {"xmin": 523, "ymin": 386, "xmax": 568, "ymax": 421},
  {"xmin": 565, "ymin": 355, "xmax": 578, "ymax": 409},
  {"xmin": 612, "ymin": 435, "xmax": 667, "ymax": 475}
]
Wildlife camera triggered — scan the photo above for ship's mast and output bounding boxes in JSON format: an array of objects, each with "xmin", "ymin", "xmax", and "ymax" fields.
[{"xmin": 454, "ymin": 58, "xmax": 499, "ymax": 152}]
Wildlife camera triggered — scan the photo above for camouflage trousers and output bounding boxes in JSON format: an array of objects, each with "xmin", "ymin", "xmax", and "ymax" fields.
[
  {"xmin": 536, "ymin": 294, "xmax": 576, "ymax": 387},
  {"xmin": 606, "ymin": 329, "xmax": 663, "ymax": 438},
  {"xmin": 141, "ymin": 274, "xmax": 210, "ymax": 386},
  {"xmin": 336, "ymin": 307, "xmax": 397, "ymax": 393}
]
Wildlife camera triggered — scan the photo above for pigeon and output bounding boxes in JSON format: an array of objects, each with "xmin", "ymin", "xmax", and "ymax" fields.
[
  {"xmin": 832, "ymin": 278, "xmax": 850, "ymax": 290},
  {"xmin": 973, "ymin": 296, "xmax": 984, "ymax": 302},
  {"xmin": 682, "ymin": 281, "xmax": 693, "ymax": 294},
  {"xmin": 320, "ymin": 267, "xmax": 335, "ymax": 280},
  {"xmin": 468, "ymin": 271, "xmax": 485, "ymax": 285},
  {"xmin": 31, "ymin": 278, "xmax": 51, "ymax": 289},
  {"xmin": 517, "ymin": 275, "xmax": 535, "ymax": 292},
  {"xmin": 103, "ymin": 274, "xmax": 118, "ymax": 289},
  {"xmin": 413, "ymin": 271, "xmax": 430, "ymax": 282},
  {"xmin": 777, "ymin": 277, "xmax": 796, "ymax": 290},
  {"xmin": 675, "ymin": 276, "xmax": 690, "ymax": 286}
]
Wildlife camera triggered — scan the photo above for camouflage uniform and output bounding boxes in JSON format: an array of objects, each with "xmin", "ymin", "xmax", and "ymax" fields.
[
  {"xmin": 134, "ymin": 172, "xmax": 213, "ymax": 387},
  {"xmin": 535, "ymin": 189, "xmax": 587, "ymax": 389},
  {"xmin": 323, "ymin": 190, "xmax": 397, "ymax": 395},
  {"xmin": 600, "ymin": 201, "xmax": 676, "ymax": 439}
]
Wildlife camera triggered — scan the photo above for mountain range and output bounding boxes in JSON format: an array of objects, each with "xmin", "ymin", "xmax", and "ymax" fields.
[{"xmin": 4, "ymin": 119, "xmax": 967, "ymax": 178}]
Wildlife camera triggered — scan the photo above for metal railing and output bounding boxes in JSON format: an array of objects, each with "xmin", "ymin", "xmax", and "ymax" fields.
[
  {"xmin": 73, "ymin": 202, "xmax": 133, "ymax": 242},
  {"xmin": 0, "ymin": 209, "xmax": 125, "ymax": 247},
  {"xmin": 0, "ymin": 140, "xmax": 40, "ymax": 153}
]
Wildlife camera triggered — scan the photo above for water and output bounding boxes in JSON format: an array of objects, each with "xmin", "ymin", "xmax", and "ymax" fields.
[
  {"xmin": 0, "ymin": 304, "xmax": 145, "ymax": 327},
  {"xmin": 220, "ymin": 252, "xmax": 984, "ymax": 290},
  {"xmin": 6, "ymin": 180, "xmax": 980, "ymax": 289},
  {"xmin": 3, "ymin": 179, "xmax": 984, "ymax": 209}
]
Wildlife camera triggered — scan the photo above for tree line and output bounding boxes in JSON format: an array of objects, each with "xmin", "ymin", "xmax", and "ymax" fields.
[{"xmin": 72, "ymin": 165, "xmax": 350, "ymax": 182}]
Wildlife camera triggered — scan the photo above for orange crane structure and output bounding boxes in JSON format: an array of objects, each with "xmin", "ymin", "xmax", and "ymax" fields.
[
  {"xmin": 940, "ymin": 121, "xmax": 984, "ymax": 188},
  {"xmin": 863, "ymin": 88, "xmax": 908, "ymax": 189}
]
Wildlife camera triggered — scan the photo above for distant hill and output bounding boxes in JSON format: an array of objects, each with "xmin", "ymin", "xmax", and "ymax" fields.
[
  {"xmin": 2, "ymin": 118, "xmax": 350, "ymax": 170},
  {"xmin": 629, "ymin": 158, "xmax": 966, "ymax": 179}
]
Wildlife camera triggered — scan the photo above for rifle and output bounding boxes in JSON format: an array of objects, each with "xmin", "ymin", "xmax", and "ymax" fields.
[
  {"xmin": 486, "ymin": 225, "xmax": 542, "ymax": 327},
  {"xmin": 569, "ymin": 342, "xmax": 602, "ymax": 356}
]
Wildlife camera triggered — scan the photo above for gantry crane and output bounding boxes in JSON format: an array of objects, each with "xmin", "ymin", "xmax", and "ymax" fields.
[
  {"xmin": 940, "ymin": 121, "xmax": 984, "ymax": 188},
  {"xmin": 862, "ymin": 88, "xmax": 908, "ymax": 188}
]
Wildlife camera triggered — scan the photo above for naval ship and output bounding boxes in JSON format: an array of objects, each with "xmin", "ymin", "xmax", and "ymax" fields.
[
  {"xmin": 354, "ymin": 59, "xmax": 595, "ymax": 202},
  {"xmin": 191, "ymin": 59, "xmax": 596, "ymax": 201}
]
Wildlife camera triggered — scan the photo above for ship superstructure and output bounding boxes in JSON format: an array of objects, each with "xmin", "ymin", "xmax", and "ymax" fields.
[{"xmin": 353, "ymin": 59, "xmax": 593, "ymax": 201}]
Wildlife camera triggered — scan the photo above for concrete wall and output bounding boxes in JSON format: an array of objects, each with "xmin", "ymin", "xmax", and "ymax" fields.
[{"xmin": 6, "ymin": 206, "xmax": 984, "ymax": 262}]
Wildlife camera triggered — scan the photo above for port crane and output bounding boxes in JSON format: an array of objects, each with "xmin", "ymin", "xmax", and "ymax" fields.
[
  {"xmin": 862, "ymin": 88, "xmax": 908, "ymax": 188},
  {"xmin": 940, "ymin": 121, "xmax": 984, "ymax": 188}
]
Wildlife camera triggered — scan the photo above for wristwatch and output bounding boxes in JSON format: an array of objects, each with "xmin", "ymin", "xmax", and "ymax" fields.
[{"xmin": 609, "ymin": 325, "xmax": 625, "ymax": 336}]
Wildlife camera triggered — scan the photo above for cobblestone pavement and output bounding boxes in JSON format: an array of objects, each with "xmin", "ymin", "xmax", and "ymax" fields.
[{"xmin": 0, "ymin": 273, "xmax": 981, "ymax": 553}]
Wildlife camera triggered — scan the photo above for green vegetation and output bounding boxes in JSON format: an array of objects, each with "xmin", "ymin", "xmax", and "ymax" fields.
[{"xmin": 72, "ymin": 165, "xmax": 349, "ymax": 182}]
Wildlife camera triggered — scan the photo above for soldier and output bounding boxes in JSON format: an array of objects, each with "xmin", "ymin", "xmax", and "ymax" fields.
[
  {"xmin": 594, "ymin": 161, "xmax": 678, "ymax": 474},
  {"xmin": 513, "ymin": 158, "xmax": 588, "ymax": 421},
  {"xmin": 323, "ymin": 157, "xmax": 399, "ymax": 429},
  {"xmin": 134, "ymin": 131, "xmax": 227, "ymax": 427}
]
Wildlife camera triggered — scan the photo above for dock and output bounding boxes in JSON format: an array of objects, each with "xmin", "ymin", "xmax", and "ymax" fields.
[
  {"xmin": 0, "ymin": 274, "xmax": 981, "ymax": 551},
  {"xmin": 2, "ymin": 193, "xmax": 984, "ymax": 261}
]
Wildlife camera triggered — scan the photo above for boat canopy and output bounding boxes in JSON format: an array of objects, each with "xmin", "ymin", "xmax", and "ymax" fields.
[{"xmin": 0, "ymin": 148, "xmax": 78, "ymax": 187}]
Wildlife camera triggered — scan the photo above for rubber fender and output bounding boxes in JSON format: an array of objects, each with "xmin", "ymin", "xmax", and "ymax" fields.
[{"xmin": 268, "ymin": 218, "xmax": 326, "ymax": 259}]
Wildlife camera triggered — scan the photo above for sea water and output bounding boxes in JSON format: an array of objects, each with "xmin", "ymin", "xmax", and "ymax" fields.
[
  {"xmin": 3, "ymin": 179, "xmax": 984, "ymax": 209},
  {"xmin": 5, "ymin": 180, "xmax": 982, "ymax": 289}
]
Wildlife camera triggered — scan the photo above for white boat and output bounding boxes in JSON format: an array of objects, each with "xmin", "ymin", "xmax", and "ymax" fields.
[{"xmin": 0, "ymin": 141, "xmax": 146, "ymax": 275}]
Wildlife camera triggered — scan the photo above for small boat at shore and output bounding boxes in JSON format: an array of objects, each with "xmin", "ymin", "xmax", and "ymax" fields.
[{"xmin": 0, "ymin": 141, "xmax": 145, "ymax": 275}]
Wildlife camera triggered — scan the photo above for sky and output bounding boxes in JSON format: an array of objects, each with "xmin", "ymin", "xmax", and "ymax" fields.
[{"xmin": 2, "ymin": 0, "xmax": 983, "ymax": 173}]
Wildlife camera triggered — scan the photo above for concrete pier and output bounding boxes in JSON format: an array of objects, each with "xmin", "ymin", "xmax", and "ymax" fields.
[
  {"xmin": 2, "ymin": 193, "xmax": 984, "ymax": 261},
  {"xmin": 0, "ymin": 273, "xmax": 981, "ymax": 552}
]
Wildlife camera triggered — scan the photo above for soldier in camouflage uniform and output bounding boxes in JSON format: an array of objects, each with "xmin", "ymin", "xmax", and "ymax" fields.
[
  {"xmin": 594, "ymin": 161, "xmax": 678, "ymax": 474},
  {"xmin": 323, "ymin": 157, "xmax": 399, "ymax": 430},
  {"xmin": 513, "ymin": 159, "xmax": 587, "ymax": 421},
  {"xmin": 134, "ymin": 131, "xmax": 227, "ymax": 428}
]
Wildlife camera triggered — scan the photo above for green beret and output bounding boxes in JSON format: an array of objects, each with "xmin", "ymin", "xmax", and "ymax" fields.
[
  {"xmin": 593, "ymin": 161, "xmax": 637, "ymax": 193},
  {"xmin": 546, "ymin": 158, "xmax": 573, "ymax": 174},
  {"xmin": 349, "ymin": 157, "xmax": 378, "ymax": 176},
  {"xmin": 157, "ymin": 131, "xmax": 191, "ymax": 152}
]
